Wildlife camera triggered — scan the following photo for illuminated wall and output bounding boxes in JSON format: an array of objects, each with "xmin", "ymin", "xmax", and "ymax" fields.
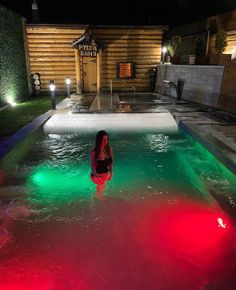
[{"xmin": 0, "ymin": 4, "xmax": 29, "ymax": 105}]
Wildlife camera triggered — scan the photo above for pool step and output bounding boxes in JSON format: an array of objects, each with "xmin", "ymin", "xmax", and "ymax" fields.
[{"xmin": 43, "ymin": 112, "xmax": 178, "ymax": 134}]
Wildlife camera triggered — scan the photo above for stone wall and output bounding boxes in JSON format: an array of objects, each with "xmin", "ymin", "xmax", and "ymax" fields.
[{"xmin": 155, "ymin": 64, "xmax": 224, "ymax": 108}]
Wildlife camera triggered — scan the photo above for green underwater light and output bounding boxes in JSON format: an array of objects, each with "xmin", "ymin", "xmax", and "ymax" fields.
[{"xmin": 28, "ymin": 163, "xmax": 93, "ymax": 205}]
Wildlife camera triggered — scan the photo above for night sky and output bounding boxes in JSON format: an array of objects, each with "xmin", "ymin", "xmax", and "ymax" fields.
[{"xmin": 1, "ymin": 0, "xmax": 236, "ymax": 27}]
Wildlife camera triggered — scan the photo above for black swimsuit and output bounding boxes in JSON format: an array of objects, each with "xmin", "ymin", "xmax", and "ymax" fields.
[{"xmin": 96, "ymin": 157, "xmax": 113, "ymax": 174}]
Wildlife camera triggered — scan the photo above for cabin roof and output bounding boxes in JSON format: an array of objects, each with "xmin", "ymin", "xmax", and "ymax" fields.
[{"xmin": 72, "ymin": 30, "xmax": 102, "ymax": 48}]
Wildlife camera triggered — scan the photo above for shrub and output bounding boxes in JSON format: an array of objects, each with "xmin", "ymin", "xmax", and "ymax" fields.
[
  {"xmin": 167, "ymin": 35, "xmax": 182, "ymax": 57},
  {"xmin": 215, "ymin": 29, "xmax": 228, "ymax": 55}
]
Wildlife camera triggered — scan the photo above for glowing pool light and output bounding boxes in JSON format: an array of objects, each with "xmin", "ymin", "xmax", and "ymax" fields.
[{"xmin": 217, "ymin": 217, "xmax": 227, "ymax": 229}]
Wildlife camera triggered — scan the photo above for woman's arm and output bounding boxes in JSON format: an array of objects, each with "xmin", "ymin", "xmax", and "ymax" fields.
[
  {"xmin": 90, "ymin": 151, "xmax": 98, "ymax": 177},
  {"xmin": 107, "ymin": 147, "xmax": 113, "ymax": 180}
]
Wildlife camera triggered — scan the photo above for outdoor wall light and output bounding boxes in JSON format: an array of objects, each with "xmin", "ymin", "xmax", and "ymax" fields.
[
  {"xmin": 65, "ymin": 76, "xmax": 71, "ymax": 98},
  {"xmin": 162, "ymin": 46, "xmax": 167, "ymax": 53},
  {"xmin": 162, "ymin": 46, "xmax": 167, "ymax": 63},
  {"xmin": 49, "ymin": 80, "xmax": 56, "ymax": 110}
]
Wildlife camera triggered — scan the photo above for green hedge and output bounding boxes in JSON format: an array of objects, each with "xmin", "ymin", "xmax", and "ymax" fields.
[{"xmin": 0, "ymin": 5, "xmax": 29, "ymax": 106}]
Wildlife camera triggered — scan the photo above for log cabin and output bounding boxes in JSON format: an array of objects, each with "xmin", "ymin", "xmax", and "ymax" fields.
[{"xmin": 26, "ymin": 24, "xmax": 167, "ymax": 95}]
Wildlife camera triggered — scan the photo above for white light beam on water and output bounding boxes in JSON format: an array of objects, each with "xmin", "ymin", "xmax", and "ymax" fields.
[{"xmin": 43, "ymin": 112, "xmax": 178, "ymax": 134}]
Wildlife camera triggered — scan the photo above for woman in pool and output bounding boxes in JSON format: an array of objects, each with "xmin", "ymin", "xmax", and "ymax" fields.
[{"xmin": 90, "ymin": 130, "xmax": 113, "ymax": 191}]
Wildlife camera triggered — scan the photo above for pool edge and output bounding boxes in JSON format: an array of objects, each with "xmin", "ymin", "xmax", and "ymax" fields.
[
  {"xmin": 179, "ymin": 120, "xmax": 236, "ymax": 175},
  {"xmin": 0, "ymin": 113, "xmax": 51, "ymax": 161}
]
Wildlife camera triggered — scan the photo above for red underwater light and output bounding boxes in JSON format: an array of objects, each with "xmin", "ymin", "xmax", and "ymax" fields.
[{"xmin": 217, "ymin": 217, "xmax": 227, "ymax": 229}]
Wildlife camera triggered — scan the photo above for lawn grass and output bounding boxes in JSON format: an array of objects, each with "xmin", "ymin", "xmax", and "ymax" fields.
[{"xmin": 0, "ymin": 95, "xmax": 65, "ymax": 138}]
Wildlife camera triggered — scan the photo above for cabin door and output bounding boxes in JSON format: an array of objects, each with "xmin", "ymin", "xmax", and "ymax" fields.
[{"xmin": 82, "ymin": 57, "xmax": 97, "ymax": 92}]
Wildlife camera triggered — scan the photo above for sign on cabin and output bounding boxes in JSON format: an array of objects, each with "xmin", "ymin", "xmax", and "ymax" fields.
[
  {"xmin": 78, "ymin": 44, "xmax": 97, "ymax": 57},
  {"xmin": 72, "ymin": 31, "xmax": 100, "ymax": 57}
]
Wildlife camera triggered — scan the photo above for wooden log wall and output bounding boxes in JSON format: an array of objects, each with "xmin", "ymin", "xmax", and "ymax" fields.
[
  {"xmin": 208, "ymin": 10, "xmax": 236, "ymax": 55},
  {"xmin": 207, "ymin": 10, "xmax": 236, "ymax": 112},
  {"xmin": 208, "ymin": 31, "xmax": 236, "ymax": 55},
  {"xmin": 208, "ymin": 30, "xmax": 236, "ymax": 112},
  {"xmin": 178, "ymin": 35, "xmax": 196, "ymax": 56},
  {"xmin": 26, "ymin": 25, "xmax": 164, "ymax": 93},
  {"xmin": 92, "ymin": 28, "xmax": 163, "ymax": 91},
  {"xmin": 210, "ymin": 9, "xmax": 236, "ymax": 32},
  {"xmin": 26, "ymin": 25, "xmax": 86, "ymax": 92}
]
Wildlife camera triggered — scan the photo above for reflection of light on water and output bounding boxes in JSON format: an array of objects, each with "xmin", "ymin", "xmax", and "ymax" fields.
[
  {"xmin": 0, "ymin": 227, "xmax": 11, "ymax": 249},
  {"xmin": 138, "ymin": 199, "xmax": 231, "ymax": 266},
  {"xmin": 0, "ymin": 253, "xmax": 89, "ymax": 290},
  {"xmin": 33, "ymin": 172, "xmax": 45, "ymax": 184},
  {"xmin": 146, "ymin": 133, "xmax": 169, "ymax": 153},
  {"xmin": 0, "ymin": 170, "xmax": 7, "ymax": 186}
]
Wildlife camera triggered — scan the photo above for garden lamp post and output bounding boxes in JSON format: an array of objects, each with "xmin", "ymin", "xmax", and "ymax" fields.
[
  {"xmin": 49, "ymin": 80, "xmax": 56, "ymax": 110},
  {"xmin": 65, "ymin": 76, "xmax": 71, "ymax": 98},
  {"xmin": 162, "ymin": 46, "xmax": 167, "ymax": 64}
]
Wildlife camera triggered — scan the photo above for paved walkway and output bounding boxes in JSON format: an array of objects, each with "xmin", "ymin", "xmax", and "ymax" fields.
[{"xmin": 54, "ymin": 93, "xmax": 236, "ymax": 176}]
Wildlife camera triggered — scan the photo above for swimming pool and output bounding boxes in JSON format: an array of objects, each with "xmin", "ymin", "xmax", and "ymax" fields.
[{"xmin": 0, "ymin": 129, "xmax": 236, "ymax": 289}]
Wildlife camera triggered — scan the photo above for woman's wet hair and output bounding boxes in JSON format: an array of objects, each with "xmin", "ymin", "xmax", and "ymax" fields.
[
  {"xmin": 95, "ymin": 130, "xmax": 109, "ymax": 149},
  {"xmin": 94, "ymin": 130, "xmax": 110, "ymax": 158}
]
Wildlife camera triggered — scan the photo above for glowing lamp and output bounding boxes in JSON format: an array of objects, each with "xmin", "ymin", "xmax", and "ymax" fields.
[
  {"xmin": 49, "ymin": 80, "xmax": 56, "ymax": 92},
  {"xmin": 65, "ymin": 77, "xmax": 71, "ymax": 98},
  {"xmin": 162, "ymin": 46, "xmax": 167, "ymax": 63},
  {"xmin": 162, "ymin": 46, "xmax": 167, "ymax": 53},
  {"xmin": 65, "ymin": 77, "xmax": 71, "ymax": 85},
  {"xmin": 49, "ymin": 80, "xmax": 56, "ymax": 110}
]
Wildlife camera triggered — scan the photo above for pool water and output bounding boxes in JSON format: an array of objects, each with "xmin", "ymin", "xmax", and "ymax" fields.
[
  {"xmin": 0, "ymin": 130, "xmax": 236, "ymax": 290},
  {"xmin": 118, "ymin": 93, "xmax": 160, "ymax": 103},
  {"xmin": 24, "ymin": 131, "xmax": 236, "ymax": 208}
]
